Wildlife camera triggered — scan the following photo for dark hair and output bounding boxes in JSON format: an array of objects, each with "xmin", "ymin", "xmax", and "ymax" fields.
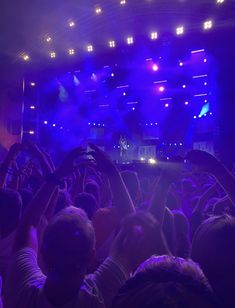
[
  {"xmin": 191, "ymin": 215, "xmax": 235, "ymax": 306},
  {"xmin": 74, "ymin": 192, "xmax": 97, "ymax": 219},
  {"xmin": 112, "ymin": 255, "xmax": 217, "ymax": 308},
  {"xmin": 0, "ymin": 188, "xmax": 22, "ymax": 238}
]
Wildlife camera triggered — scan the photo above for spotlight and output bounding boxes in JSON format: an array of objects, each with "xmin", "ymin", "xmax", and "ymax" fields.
[
  {"xmin": 69, "ymin": 20, "xmax": 75, "ymax": 28},
  {"xmin": 210, "ymin": 112, "xmax": 213, "ymax": 115},
  {"xmin": 111, "ymin": 73, "xmax": 115, "ymax": 77},
  {"xmin": 204, "ymin": 82, "xmax": 207, "ymax": 86},
  {"xmin": 193, "ymin": 116, "xmax": 197, "ymax": 119},
  {"xmin": 95, "ymin": 7, "xmax": 102, "ymax": 14},
  {"xmin": 185, "ymin": 101, "xmax": 189, "ymax": 105},
  {"xmin": 50, "ymin": 52, "xmax": 56, "ymax": 58},
  {"xmin": 22, "ymin": 54, "xmax": 30, "ymax": 61},
  {"xmin": 179, "ymin": 61, "xmax": 184, "ymax": 66},
  {"xmin": 30, "ymin": 82, "xmax": 36, "ymax": 86},
  {"xmin": 182, "ymin": 84, "xmax": 186, "ymax": 88},
  {"xmin": 29, "ymin": 130, "xmax": 35, "ymax": 135},
  {"xmin": 30, "ymin": 105, "xmax": 36, "ymax": 109},
  {"xmin": 46, "ymin": 36, "xmax": 52, "ymax": 43},
  {"xmin": 159, "ymin": 86, "xmax": 165, "ymax": 92},
  {"xmin": 44, "ymin": 121, "xmax": 48, "ymax": 124},
  {"xmin": 109, "ymin": 40, "xmax": 116, "ymax": 48},
  {"xmin": 52, "ymin": 124, "xmax": 56, "ymax": 127},
  {"xmin": 152, "ymin": 64, "xmax": 159, "ymax": 71},
  {"xmin": 132, "ymin": 107, "xmax": 135, "ymax": 111},
  {"xmin": 123, "ymin": 92, "xmax": 126, "ymax": 96},
  {"xmin": 150, "ymin": 32, "xmax": 158, "ymax": 40},
  {"xmin": 140, "ymin": 157, "xmax": 145, "ymax": 161},
  {"xmin": 204, "ymin": 58, "xmax": 207, "ymax": 63},
  {"xmin": 216, "ymin": 0, "xmax": 224, "ymax": 4},
  {"xmin": 204, "ymin": 20, "xmax": 213, "ymax": 30},
  {"xmin": 68, "ymin": 49, "xmax": 75, "ymax": 55},
  {"xmin": 176, "ymin": 26, "xmax": 184, "ymax": 35},
  {"xmin": 120, "ymin": 0, "xmax": 126, "ymax": 5},
  {"xmin": 127, "ymin": 36, "xmax": 134, "ymax": 45},
  {"xmin": 148, "ymin": 158, "xmax": 157, "ymax": 165},
  {"xmin": 165, "ymin": 103, "xmax": 169, "ymax": 108},
  {"xmin": 87, "ymin": 45, "xmax": 93, "ymax": 52}
]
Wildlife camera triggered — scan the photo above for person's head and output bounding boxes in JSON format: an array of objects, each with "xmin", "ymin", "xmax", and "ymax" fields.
[
  {"xmin": 112, "ymin": 255, "xmax": 217, "ymax": 308},
  {"xmin": 0, "ymin": 188, "xmax": 22, "ymax": 238},
  {"xmin": 191, "ymin": 215, "xmax": 235, "ymax": 306},
  {"xmin": 121, "ymin": 170, "xmax": 141, "ymax": 205},
  {"xmin": 41, "ymin": 206, "xmax": 95, "ymax": 289},
  {"xmin": 84, "ymin": 180, "xmax": 100, "ymax": 205},
  {"xmin": 74, "ymin": 192, "xmax": 98, "ymax": 219}
]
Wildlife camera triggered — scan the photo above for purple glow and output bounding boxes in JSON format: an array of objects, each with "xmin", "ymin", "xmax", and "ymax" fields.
[
  {"xmin": 152, "ymin": 64, "xmax": 159, "ymax": 71},
  {"xmin": 165, "ymin": 103, "xmax": 169, "ymax": 108},
  {"xmin": 179, "ymin": 61, "xmax": 183, "ymax": 67},
  {"xmin": 44, "ymin": 120, "xmax": 48, "ymax": 124},
  {"xmin": 159, "ymin": 86, "xmax": 165, "ymax": 92},
  {"xmin": 185, "ymin": 101, "xmax": 189, "ymax": 105},
  {"xmin": 182, "ymin": 84, "xmax": 186, "ymax": 88}
]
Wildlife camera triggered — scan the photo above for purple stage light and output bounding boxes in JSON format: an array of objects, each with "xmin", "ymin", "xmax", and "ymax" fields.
[
  {"xmin": 159, "ymin": 86, "xmax": 165, "ymax": 92},
  {"xmin": 152, "ymin": 64, "xmax": 159, "ymax": 71},
  {"xmin": 185, "ymin": 101, "xmax": 189, "ymax": 105},
  {"xmin": 179, "ymin": 61, "xmax": 183, "ymax": 67},
  {"xmin": 182, "ymin": 84, "xmax": 186, "ymax": 88},
  {"xmin": 52, "ymin": 124, "xmax": 56, "ymax": 127},
  {"xmin": 165, "ymin": 103, "xmax": 169, "ymax": 108},
  {"xmin": 44, "ymin": 121, "xmax": 48, "ymax": 124}
]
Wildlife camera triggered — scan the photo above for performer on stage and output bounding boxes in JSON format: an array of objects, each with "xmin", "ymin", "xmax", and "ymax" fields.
[{"xmin": 119, "ymin": 135, "xmax": 128, "ymax": 162}]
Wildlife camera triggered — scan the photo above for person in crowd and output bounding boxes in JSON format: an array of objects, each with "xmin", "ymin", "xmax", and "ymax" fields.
[{"xmin": 112, "ymin": 255, "xmax": 218, "ymax": 308}]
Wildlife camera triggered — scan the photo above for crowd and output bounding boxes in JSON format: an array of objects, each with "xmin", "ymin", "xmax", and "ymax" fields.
[{"xmin": 0, "ymin": 141, "xmax": 235, "ymax": 307}]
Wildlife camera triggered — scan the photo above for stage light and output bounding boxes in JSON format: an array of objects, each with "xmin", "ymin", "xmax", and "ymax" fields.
[
  {"xmin": 204, "ymin": 58, "xmax": 207, "ymax": 63},
  {"xmin": 87, "ymin": 45, "xmax": 93, "ymax": 52},
  {"xmin": 148, "ymin": 158, "xmax": 157, "ymax": 165},
  {"xmin": 204, "ymin": 20, "xmax": 213, "ymax": 30},
  {"xmin": 22, "ymin": 54, "xmax": 30, "ymax": 61},
  {"xmin": 151, "ymin": 32, "xmax": 158, "ymax": 40},
  {"xmin": 52, "ymin": 124, "xmax": 56, "ymax": 127},
  {"xmin": 216, "ymin": 0, "xmax": 224, "ymax": 4},
  {"xmin": 120, "ymin": 0, "xmax": 126, "ymax": 5},
  {"xmin": 29, "ymin": 130, "xmax": 35, "ymax": 135},
  {"xmin": 69, "ymin": 20, "xmax": 75, "ymax": 28},
  {"xmin": 204, "ymin": 82, "xmax": 207, "ymax": 86},
  {"xmin": 68, "ymin": 49, "xmax": 75, "ymax": 55},
  {"xmin": 88, "ymin": 122, "xmax": 91, "ymax": 125},
  {"xmin": 182, "ymin": 84, "xmax": 186, "ymax": 88},
  {"xmin": 179, "ymin": 61, "xmax": 184, "ymax": 66},
  {"xmin": 109, "ymin": 40, "xmax": 116, "ymax": 48},
  {"xmin": 185, "ymin": 101, "xmax": 189, "ymax": 105},
  {"xmin": 111, "ymin": 73, "xmax": 114, "ymax": 77},
  {"xmin": 140, "ymin": 157, "xmax": 145, "ymax": 161},
  {"xmin": 60, "ymin": 126, "xmax": 63, "ymax": 130},
  {"xmin": 155, "ymin": 122, "xmax": 158, "ymax": 125},
  {"xmin": 150, "ymin": 123, "xmax": 153, "ymax": 126},
  {"xmin": 193, "ymin": 116, "xmax": 197, "ymax": 119},
  {"xmin": 165, "ymin": 103, "xmax": 169, "ymax": 108},
  {"xmin": 132, "ymin": 107, "xmax": 135, "ymax": 111},
  {"xmin": 50, "ymin": 52, "xmax": 56, "ymax": 58},
  {"xmin": 95, "ymin": 7, "xmax": 102, "ymax": 14},
  {"xmin": 30, "ymin": 82, "xmax": 36, "ymax": 86},
  {"xmin": 44, "ymin": 121, "xmax": 48, "ymax": 125},
  {"xmin": 180, "ymin": 143, "xmax": 183, "ymax": 146},
  {"xmin": 204, "ymin": 99, "xmax": 208, "ymax": 103},
  {"xmin": 152, "ymin": 64, "xmax": 159, "ymax": 71},
  {"xmin": 127, "ymin": 36, "xmax": 134, "ymax": 45},
  {"xmin": 176, "ymin": 26, "xmax": 184, "ymax": 35},
  {"xmin": 210, "ymin": 112, "xmax": 213, "ymax": 115},
  {"xmin": 159, "ymin": 86, "xmax": 165, "ymax": 92},
  {"xmin": 30, "ymin": 105, "xmax": 36, "ymax": 109},
  {"xmin": 123, "ymin": 92, "xmax": 126, "ymax": 96},
  {"xmin": 46, "ymin": 36, "xmax": 52, "ymax": 43}
]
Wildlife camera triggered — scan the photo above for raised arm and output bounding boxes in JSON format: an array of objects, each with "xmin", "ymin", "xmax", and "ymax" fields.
[
  {"xmin": 89, "ymin": 143, "xmax": 135, "ymax": 217},
  {"xmin": 14, "ymin": 147, "xmax": 85, "ymax": 252},
  {"xmin": 186, "ymin": 150, "xmax": 235, "ymax": 206},
  {"xmin": 0, "ymin": 143, "xmax": 22, "ymax": 188}
]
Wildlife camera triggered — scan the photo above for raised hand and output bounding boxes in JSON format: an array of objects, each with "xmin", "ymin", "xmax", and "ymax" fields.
[
  {"xmin": 55, "ymin": 147, "xmax": 86, "ymax": 178},
  {"xmin": 88, "ymin": 143, "xmax": 117, "ymax": 176},
  {"xmin": 186, "ymin": 150, "xmax": 220, "ymax": 174},
  {"xmin": 111, "ymin": 212, "xmax": 169, "ymax": 273}
]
